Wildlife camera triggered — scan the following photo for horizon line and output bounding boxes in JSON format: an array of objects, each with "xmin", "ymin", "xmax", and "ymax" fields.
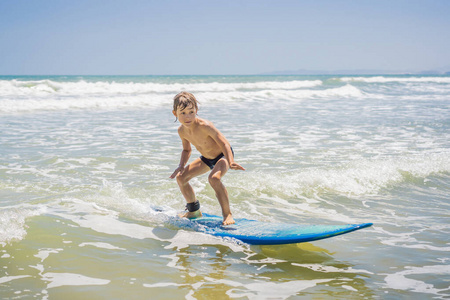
[{"xmin": 1, "ymin": 72, "xmax": 449, "ymax": 77}]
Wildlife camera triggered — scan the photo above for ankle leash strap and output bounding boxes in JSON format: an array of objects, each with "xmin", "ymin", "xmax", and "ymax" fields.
[{"xmin": 186, "ymin": 201, "xmax": 200, "ymax": 212}]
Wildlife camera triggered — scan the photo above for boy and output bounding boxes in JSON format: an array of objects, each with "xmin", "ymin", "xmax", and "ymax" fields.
[{"xmin": 169, "ymin": 91, "xmax": 245, "ymax": 225}]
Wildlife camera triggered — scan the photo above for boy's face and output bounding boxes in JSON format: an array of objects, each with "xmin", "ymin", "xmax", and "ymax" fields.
[{"xmin": 173, "ymin": 104, "xmax": 197, "ymax": 127}]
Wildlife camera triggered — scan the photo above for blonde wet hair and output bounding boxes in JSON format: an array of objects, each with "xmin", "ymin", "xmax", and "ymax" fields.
[{"xmin": 173, "ymin": 91, "xmax": 199, "ymax": 112}]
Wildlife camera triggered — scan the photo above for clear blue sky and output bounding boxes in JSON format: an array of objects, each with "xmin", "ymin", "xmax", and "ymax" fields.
[{"xmin": 1, "ymin": 0, "xmax": 449, "ymax": 75}]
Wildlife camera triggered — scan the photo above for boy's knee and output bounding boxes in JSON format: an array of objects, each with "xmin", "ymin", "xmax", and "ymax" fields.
[
  {"xmin": 176, "ymin": 173, "xmax": 188, "ymax": 185},
  {"xmin": 208, "ymin": 174, "xmax": 221, "ymax": 187}
]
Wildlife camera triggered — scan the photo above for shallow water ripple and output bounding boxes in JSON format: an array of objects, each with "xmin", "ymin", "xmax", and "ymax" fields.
[{"xmin": 1, "ymin": 75, "xmax": 449, "ymax": 299}]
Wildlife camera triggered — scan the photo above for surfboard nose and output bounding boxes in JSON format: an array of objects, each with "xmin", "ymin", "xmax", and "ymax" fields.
[{"xmin": 357, "ymin": 223, "xmax": 373, "ymax": 229}]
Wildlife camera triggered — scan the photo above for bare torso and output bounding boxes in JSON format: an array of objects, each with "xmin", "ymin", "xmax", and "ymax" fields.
[{"xmin": 178, "ymin": 118, "xmax": 224, "ymax": 159}]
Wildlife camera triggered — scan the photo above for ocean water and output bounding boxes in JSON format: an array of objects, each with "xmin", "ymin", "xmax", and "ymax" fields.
[{"xmin": 0, "ymin": 75, "xmax": 449, "ymax": 299}]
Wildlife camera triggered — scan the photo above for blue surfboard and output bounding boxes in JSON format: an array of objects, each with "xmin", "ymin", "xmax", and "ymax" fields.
[{"xmin": 171, "ymin": 213, "xmax": 372, "ymax": 245}]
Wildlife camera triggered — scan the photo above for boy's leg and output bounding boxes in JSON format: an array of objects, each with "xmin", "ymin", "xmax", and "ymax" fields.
[
  {"xmin": 176, "ymin": 158, "xmax": 210, "ymax": 218},
  {"xmin": 208, "ymin": 158, "xmax": 235, "ymax": 225}
]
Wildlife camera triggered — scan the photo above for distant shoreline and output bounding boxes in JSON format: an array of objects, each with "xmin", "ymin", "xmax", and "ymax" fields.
[
  {"xmin": 259, "ymin": 69, "xmax": 450, "ymax": 76},
  {"xmin": 1, "ymin": 72, "xmax": 450, "ymax": 77}
]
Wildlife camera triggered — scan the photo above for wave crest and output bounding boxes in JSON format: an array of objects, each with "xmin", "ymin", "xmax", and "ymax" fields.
[
  {"xmin": 0, "ymin": 206, "xmax": 46, "ymax": 245},
  {"xmin": 0, "ymin": 79, "xmax": 365, "ymax": 113},
  {"xmin": 339, "ymin": 76, "xmax": 450, "ymax": 83},
  {"xmin": 0, "ymin": 79, "xmax": 323, "ymax": 97},
  {"xmin": 230, "ymin": 153, "xmax": 450, "ymax": 198}
]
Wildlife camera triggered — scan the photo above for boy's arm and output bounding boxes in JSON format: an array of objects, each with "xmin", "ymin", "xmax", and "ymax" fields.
[
  {"xmin": 169, "ymin": 134, "xmax": 192, "ymax": 179},
  {"xmin": 178, "ymin": 136, "xmax": 192, "ymax": 167},
  {"xmin": 208, "ymin": 126, "xmax": 245, "ymax": 171}
]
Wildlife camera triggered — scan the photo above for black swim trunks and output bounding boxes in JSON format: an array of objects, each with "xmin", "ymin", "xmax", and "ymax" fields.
[{"xmin": 200, "ymin": 148, "xmax": 234, "ymax": 170}]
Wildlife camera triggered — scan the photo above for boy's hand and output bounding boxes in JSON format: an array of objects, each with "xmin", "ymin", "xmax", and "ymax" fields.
[
  {"xmin": 230, "ymin": 162, "xmax": 245, "ymax": 171},
  {"xmin": 170, "ymin": 166, "xmax": 185, "ymax": 179}
]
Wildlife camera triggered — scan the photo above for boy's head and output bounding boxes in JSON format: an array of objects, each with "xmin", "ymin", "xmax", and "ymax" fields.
[
  {"xmin": 173, "ymin": 91, "xmax": 199, "ymax": 112},
  {"xmin": 173, "ymin": 92, "xmax": 199, "ymax": 121}
]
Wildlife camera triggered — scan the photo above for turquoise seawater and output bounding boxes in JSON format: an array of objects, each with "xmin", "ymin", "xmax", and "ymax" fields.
[{"xmin": 1, "ymin": 75, "xmax": 449, "ymax": 299}]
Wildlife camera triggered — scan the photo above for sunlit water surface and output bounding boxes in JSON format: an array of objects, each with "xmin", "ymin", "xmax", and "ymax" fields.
[{"xmin": 1, "ymin": 75, "xmax": 449, "ymax": 299}]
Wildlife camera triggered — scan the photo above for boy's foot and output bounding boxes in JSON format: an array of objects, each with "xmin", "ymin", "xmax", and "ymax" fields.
[
  {"xmin": 222, "ymin": 213, "xmax": 235, "ymax": 225},
  {"xmin": 179, "ymin": 210, "xmax": 202, "ymax": 219}
]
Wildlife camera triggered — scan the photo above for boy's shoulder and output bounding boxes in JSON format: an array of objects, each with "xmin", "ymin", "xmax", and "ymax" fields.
[
  {"xmin": 177, "ymin": 118, "xmax": 216, "ymax": 135},
  {"xmin": 197, "ymin": 117, "xmax": 214, "ymax": 128},
  {"xmin": 196, "ymin": 118, "xmax": 219, "ymax": 134}
]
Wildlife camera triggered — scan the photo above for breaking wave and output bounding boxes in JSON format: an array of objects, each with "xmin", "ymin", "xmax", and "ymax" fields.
[
  {"xmin": 0, "ymin": 79, "xmax": 365, "ymax": 113},
  {"xmin": 339, "ymin": 76, "xmax": 450, "ymax": 83}
]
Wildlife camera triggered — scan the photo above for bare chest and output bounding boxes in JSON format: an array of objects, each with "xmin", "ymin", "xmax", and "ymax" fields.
[{"xmin": 184, "ymin": 130, "xmax": 217, "ymax": 154}]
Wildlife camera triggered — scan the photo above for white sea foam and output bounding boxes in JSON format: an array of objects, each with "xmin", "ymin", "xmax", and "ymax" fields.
[
  {"xmin": 384, "ymin": 265, "xmax": 450, "ymax": 295},
  {"xmin": 78, "ymin": 242, "xmax": 126, "ymax": 250},
  {"xmin": 149, "ymin": 277, "xmax": 334, "ymax": 299},
  {"xmin": 1, "ymin": 74, "xmax": 449, "ymax": 299},
  {"xmin": 35, "ymin": 248, "xmax": 63, "ymax": 262},
  {"xmin": 0, "ymin": 95, "xmax": 170, "ymax": 113},
  {"xmin": 143, "ymin": 282, "xmax": 189, "ymax": 288},
  {"xmin": 0, "ymin": 205, "xmax": 46, "ymax": 244},
  {"xmin": 43, "ymin": 272, "xmax": 110, "ymax": 289},
  {"xmin": 197, "ymin": 84, "xmax": 363, "ymax": 103},
  {"xmin": 232, "ymin": 152, "xmax": 450, "ymax": 198},
  {"xmin": 0, "ymin": 275, "xmax": 31, "ymax": 284},
  {"xmin": 374, "ymin": 225, "xmax": 450, "ymax": 252},
  {"xmin": 0, "ymin": 79, "xmax": 322, "ymax": 97},
  {"xmin": 46, "ymin": 198, "xmax": 247, "ymax": 251},
  {"xmin": 340, "ymin": 76, "xmax": 450, "ymax": 83},
  {"xmin": 0, "ymin": 79, "xmax": 363, "ymax": 113},
  {"xmin": 292, "ymin": 263, "xmax": 374, "ymax": 274},
  {"xmin": 220, "ymin": 278, "xmax": 333, "ymax": 299},
  {"xmin": 48, "ymin": 199, "xmax": 162, "ymax": 240}
]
